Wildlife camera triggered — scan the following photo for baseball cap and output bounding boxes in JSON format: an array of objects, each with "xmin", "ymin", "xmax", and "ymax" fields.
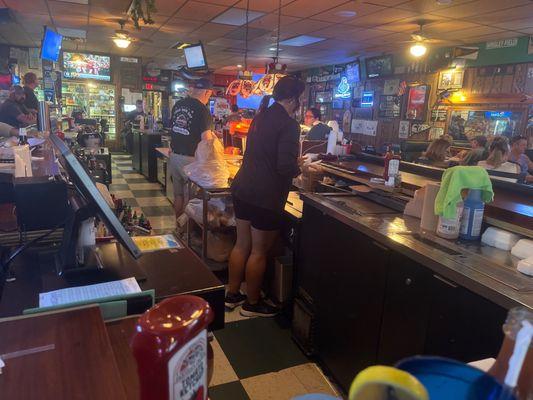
[{"xmin": 190, "ymin": 78, "xmax": 213, "ymax": 90}]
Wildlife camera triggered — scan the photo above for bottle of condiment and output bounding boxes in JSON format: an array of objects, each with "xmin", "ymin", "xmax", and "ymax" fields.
[
  {"xmin": 131, "ymin": 295, "xmax": 214, "ymax": 400},
  {"xmin": 436, "ymin": 202, "xmax": 463, "ymax": 240},
  {"xmin": 459, "ymin": 189, "xmax": 485, "ymax": 240},
  {"xmin": 488, "ymin": 307, "xmax": 533, "ymax": 400},
  {"xmin": 18, "ymin": 127, "xmax": 28, "ymax": 146},
  {"xmin": 383, "ymin": 146, "xmax": 401, "ymax": 181}
]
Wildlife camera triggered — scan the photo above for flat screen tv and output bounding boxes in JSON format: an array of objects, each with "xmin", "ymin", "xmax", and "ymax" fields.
[
  {"xmin": 365, "ymin": 55, "xmax": 393, "ymax": 79},
  {"xmin": 41, "ymin": 27, "xmax": 63, "ymax": 62},
  {"xmin": 63, "ymin": 52, "xmax": 112, "ymax": 81},
  {"xmin": 183, "ymin": 43, "xmax": 208, "ymax": 70}
]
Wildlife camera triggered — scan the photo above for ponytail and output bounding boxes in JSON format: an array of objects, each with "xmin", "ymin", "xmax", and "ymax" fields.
[{"xmin": 258, "ymin": 95, "xmax": 272, "ymax": 114}]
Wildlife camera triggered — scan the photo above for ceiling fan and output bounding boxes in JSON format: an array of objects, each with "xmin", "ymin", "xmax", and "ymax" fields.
[
  {"xmin": 110, "ymin": 19, "xmax": 152, "ymax": 48},
  {"xmin": 400, "ymin": 21, "xmax": 448, "ymax": 57}
]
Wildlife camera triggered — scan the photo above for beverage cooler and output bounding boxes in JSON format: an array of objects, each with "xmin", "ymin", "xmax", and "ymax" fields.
[{"xmin": 62, "ymin": 81, "xmax": 117, "ymax": 140}]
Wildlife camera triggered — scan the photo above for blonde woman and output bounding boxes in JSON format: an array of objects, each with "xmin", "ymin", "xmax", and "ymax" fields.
[
  {"xmin": 478, "ymin": 136, "xmax": 520, "ymax": 182},
  {"xmin": 418, "ymin": 138, "xmax": 451, "ymax": 168}
]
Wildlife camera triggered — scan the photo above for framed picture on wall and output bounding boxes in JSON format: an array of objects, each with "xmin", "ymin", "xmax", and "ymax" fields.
[
  {"xmin": 437, "ymin": 69, "xmax": 464, "ymax": 90},
  {"xmin": 405, "ymin": 85, "xmax": 429, "ymax": 121}
]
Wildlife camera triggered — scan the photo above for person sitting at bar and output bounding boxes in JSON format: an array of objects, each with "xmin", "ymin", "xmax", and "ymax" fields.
[
  {"xmin": 450, "ymin": 135, "xmax": 489, "ymax": 166},
  {"xmin": 417, "ymin": 138, "xmax": 451, "ymax": 168},
  {"xmin": 168, "ymin": 78, "xmax": 213, "ymax": 217},
  {"xmin": 0, "ymin": 86, "xmax": 36, "ymax": 128},
  {"xmin": 304, "ymin": 107, "xmax": 331, "ymax": 140},
  {"xmin": 225, "ymin": 104, "xmax": 242, "ymax": 123},
  {"xmin": 125, "ymin": 99, "xmax": 145, "ymax": 122},
  {"xmin": 478, "ymin": 136, "xmax": 520, "ymax": 182},
  {"xmin": 22, "ymin": 72, "xmax": 40, "ymax": 115},
  {"xmin": 508, "ymin": 135, "xmax": 533, "ymax": 183},
  {"xmin": 226, "ymin": 76, "xmax": 305, "ymax": 317},
  {"xmin": 0, "ymin": 121, "xmax": 19, "ymax": 138}
]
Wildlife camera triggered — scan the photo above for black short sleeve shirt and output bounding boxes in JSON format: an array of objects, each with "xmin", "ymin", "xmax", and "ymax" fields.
[{"xmin": 170, "ymin": 97, "xmax": 213, "ymax": 156}]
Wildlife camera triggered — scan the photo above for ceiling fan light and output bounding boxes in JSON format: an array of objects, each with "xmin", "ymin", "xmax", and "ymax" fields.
[
  {"xmin": 113, "ymin": 37, "xmax": 131, "ymax": 48},
  {"xmin": 410, "ymin": 43, "xmax": 427, "ymax": 57}
]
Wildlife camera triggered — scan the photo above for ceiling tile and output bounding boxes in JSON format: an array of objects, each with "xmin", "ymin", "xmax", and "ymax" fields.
[
  {"xmin": 176, "ymin": 2, "xmax": 230, "ymax": 21},
  {"xmin": 311, "ymin": 24, "xmax": 362, "ymax": 39},
  {"xmin": 90, "ymin": 0, "xmax": 131, "ymax": 10},
  {"xmin": 89, "ymin": 7, "xmax": 128, "ymax": 21},
  {"xmin": 468, "ymin": 4, "xmax": 533, "ymax": 24},
  {"xmin": 421, "ymin": 20, "xmax": 482, "ymax": 36},
  {"xmin": 346, "ymin": 7, "xmax": 418, "ymax": 28},
  {"xmin": 162, "ymin": 18, "xmax": 205, "ymax": 34},
  {"xmin": 363, "ymin": 0, "xmax": 407, "ymax": 5},
  {"xmin": 224, "ymin": 26, "xmax": 270, "ymax": 40},
  {"xmin": 430, "ymin": 0, "xmax": 531, "ymax": 18},
  {"xmin": 282, "ymin": 19, "xmax": 333, "ymax": 36},
  {"xmin": 3, "ymin": 0, "xmax": 49, "ymax": 15},
  {"xmin": 52, "ymin": 15, "xmax": 88, "ymax": 29},
  {"xmin": 196, "ymin": 0, "xmax": 243, "ymax": 5},
  {"xmin": 249, "ymin": 13, "xmax": 300, "ymax": 30},
  {"xmin": 442, "ymin": 26, "xmax": 506, "ymax": 40},
  {"xmin": 234, "ymin": 0, "xmax": 294, "ymax": 12},
  {"xmin": 49, "ymin": 1, "xmax": 89, "ymax": 16},
  {"xmin": 211, "ymin": 7, "xmax": 265, "ymax": 25},
  {"xmin": 312, "ymin": 2, "xmax": 386, "ymax": 23},
  {"xmin": 281, "ymin": 0, "xmax": 348, "ymax": 18},
  {"xmin": 14, "ymin": 14, "xmax": 53, "ymax": 33},
  {"xmin": 394, "ymin": 0, "xmax": 474, "ymax": 13},
  {"xmin": 495, "ymin": 17, "xmax": 533, "ymax": 31},
  {"xmin": 153, "ymin": 0, "xmax": 188, "ymax": 16}
]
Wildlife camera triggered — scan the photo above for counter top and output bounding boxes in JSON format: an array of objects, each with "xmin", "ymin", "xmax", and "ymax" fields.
[
  {"xmin": 321, "ymin": 160, "xmax": 533, "ymax": 233},
  {"xmin": 302, "ymin": 192, "xmax": 533, "ymax": 311}
]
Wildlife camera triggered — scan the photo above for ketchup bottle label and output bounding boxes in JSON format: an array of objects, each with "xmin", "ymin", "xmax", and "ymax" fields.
[{"xmin": 168, "ymin": 330, "xmax": 208, "ymax": 400}]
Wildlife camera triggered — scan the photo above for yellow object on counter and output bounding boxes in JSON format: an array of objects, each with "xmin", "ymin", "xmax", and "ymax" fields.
[{"xmin": 349, "ymin": 366, "xmax": 429, "ymax": 400}]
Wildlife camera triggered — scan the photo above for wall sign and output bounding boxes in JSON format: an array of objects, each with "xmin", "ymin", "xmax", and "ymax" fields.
[
  {"xmin": 431, "ymin": 107, "xmax": 448, "ymax": 122},
  {"xmin": 334, "ymin": 76, "xmax": 351, "ymax": 99},
  {"xmin": 399, "ymin": 120, "xmax": 410, "ymax": 139},
  {"xmin": 378, "ymin": 95, "xmax": 400, "ymax": 118},
  {"xmin": 405, "ymin": 85, "xmax": 429, "ymax": 121},
  {"xmin": 361, "ymin": 91, "xmax": 374, "ymax": 108},
  {"xmin": 120, "ymin": 57, "xmax": 139, "ymax": 63},
  {"xmin": 486, "ymin": 38, "xmax": 518, "ymax": 50},
  {"xmin": 383, "ymin": 79, "xmax": 400, "ymax": 95},
  {"xmin": 306, "ymin": 73, "xmax": 340, "ymax": 83},
  {"xmin": 437, "ymin": 69, "xmax": 464, "ymax": 90},
  {"xmin": 363, "ymin": 120, "xmax": 378, "ymax": 136}
]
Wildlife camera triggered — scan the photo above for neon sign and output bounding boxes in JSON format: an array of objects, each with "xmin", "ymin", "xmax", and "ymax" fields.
[{"xmin": 334, "ymin": 76, "xmax": 351, "ymax": 99}]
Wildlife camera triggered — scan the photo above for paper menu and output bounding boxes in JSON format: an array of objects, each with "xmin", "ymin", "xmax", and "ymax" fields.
[
  {"xmin": 132, "ymin": 234, "xmax": 183, "ymax": 253},
  {"xmin": 38, "ymin": 277, "xmax": 141, "ymax": 308}
]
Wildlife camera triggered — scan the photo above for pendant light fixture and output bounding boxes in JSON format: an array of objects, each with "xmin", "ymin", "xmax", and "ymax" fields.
[
  {"xmin": 253, "ymin": 0, "xmax": 286, "ymax": 96},
  {"xmin": 226, "ymin": 0, "xmax": 255, "ymax": 98}
]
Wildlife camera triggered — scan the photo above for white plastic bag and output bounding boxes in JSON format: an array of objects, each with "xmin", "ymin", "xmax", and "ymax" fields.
[{"xmin": 183, "ymin": 132, "xmax": 229, "ymax": 188}]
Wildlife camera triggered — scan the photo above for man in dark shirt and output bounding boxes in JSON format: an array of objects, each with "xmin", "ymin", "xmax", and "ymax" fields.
[
  {"xmin": 0, "ymin": 86, "xmax": 36, "ymax": 128},
  {"xmin": 304, "ymin": 107, "xmax": 331, "ymax": 140},
  {"xmin": 125, "ymin": 99, "xmax": 145, "ymax": 122},
  {"xmin": 23, "ymin": 72, "xmax": 40, "ymax": 114},
  {"xmin": 168, "ymin": 78, "xmax": 213, "ymax": 216}
]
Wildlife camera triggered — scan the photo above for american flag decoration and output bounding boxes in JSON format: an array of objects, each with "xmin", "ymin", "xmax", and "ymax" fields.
[{"xmin": 398, "ymin": 81, "xmax": 407, "ymax": 96}]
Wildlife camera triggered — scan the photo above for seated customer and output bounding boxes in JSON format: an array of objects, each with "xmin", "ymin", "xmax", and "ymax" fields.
[
  {"xmin": 304, "ymin": 107, "xmax": 331, "ymax": 140},
  {"xmin": 458, "ymin": 135, "xmax": 488, "ymax": 166},
  {"xmin": 417, "ymin": 138, "xmax": 451, "ymax": 168},
  {"xmin": 0, "ymin": 86, "xmax": 36, "ymax": 128},
  {"xmin": 508, "ymin": 135, "xmax": 533, "ymax": 183},
  {"xmin": 0, "ymin": 122, "xmax": 18, "ymax": 138},
  {"xmin": 478, "ymin": 136, "xmax": 520, "ymax": 182}
]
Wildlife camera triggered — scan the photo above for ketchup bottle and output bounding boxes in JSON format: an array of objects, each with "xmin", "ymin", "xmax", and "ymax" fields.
[{"xmin": 131, "ymin": 295, "xmax": 214, "ymax": 400}]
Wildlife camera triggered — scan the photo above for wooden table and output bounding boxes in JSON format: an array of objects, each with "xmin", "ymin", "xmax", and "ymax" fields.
[{"xmin": 0, "ymin": 307, "xmax": 127, "ymax": 399}]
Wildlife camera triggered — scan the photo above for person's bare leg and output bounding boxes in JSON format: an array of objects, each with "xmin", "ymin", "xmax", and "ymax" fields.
[
  {"xmin": 245, "ymin": 228, "xmax": 279, "ymax": 304},
  {"xmin": 228, "ymin": 218, "xmax": 252, "ymax": 294}
]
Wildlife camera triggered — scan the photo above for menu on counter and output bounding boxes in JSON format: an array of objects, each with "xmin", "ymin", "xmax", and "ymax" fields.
[{"xmin": 132, "ymin": 234, "xmax": 183, "ymax": 253}]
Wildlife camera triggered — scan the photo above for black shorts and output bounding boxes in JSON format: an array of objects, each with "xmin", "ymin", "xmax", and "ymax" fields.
[{"xmin": 233, "ymin": 196, "xmax": 282, "ymax": 231}]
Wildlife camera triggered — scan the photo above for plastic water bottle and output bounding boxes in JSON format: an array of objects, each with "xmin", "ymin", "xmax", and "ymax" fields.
[{"xmin": 460, "ymin": 189, "xmax": 484, "ymax": 240}]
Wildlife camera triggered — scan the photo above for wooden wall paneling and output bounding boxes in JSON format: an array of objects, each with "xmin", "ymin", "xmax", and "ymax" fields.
[
  {"xmin": 512, "ymin": 63, "xmax": 527, "ymax": 94},
  {"xmin": 525, "ymin": 63, "xmax": 533, "ymax": 95},
  {"xmin": 472, "ymin": 69, "xmax": 484, "ymax": 94}
]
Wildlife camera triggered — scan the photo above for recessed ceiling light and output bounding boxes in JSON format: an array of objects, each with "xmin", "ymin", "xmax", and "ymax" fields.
[
  {"xmin": 212, "ymin": 8, "xmax": 264, "ymax": 26},
  {"xmin": 280, "ymin": 35, "xmax": 325, "ymax": 47},
  {"xmin": 336, "ymin": 10, "xmax": 357, "ymax": 17}
]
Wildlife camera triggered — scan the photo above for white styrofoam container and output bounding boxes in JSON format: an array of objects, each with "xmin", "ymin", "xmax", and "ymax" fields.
[
  {"xmin": 481, "ymin": 227, "xmax": 521, "ymax": 251},
  {"xmin": 512, "ymin": 239, "xmax": 533, "ymax": 260},
  {"xmin": 517, "ymin": 255, "xmax": 533, "ymax": 277}
]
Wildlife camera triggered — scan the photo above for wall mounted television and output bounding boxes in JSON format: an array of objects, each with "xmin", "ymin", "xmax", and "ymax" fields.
[
  {"xmin": 183, "ymin": 43, "xmax": 208, "ymax": 71},
  {"xmin": 63, "ymin": 52, "xmax": 112, "ymax": 82},
  {"xmin": 41, "ymin": 27, "xmax": 63, "ymax": 62},
  {"xmin": 365, "ymin": 55, "xmax": 393, "ymax": 79}
]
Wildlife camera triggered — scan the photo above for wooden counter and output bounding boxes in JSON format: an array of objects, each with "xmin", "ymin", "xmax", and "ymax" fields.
[{"xmin": 321, "ymin": 160, "xmax": 533, "ymax": 233}]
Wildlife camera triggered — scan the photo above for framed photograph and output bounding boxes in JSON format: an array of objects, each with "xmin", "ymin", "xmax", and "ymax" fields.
[
  {"xmin": 405, "ymin": 85, "xmax": 429, "ymax": 121},
  {"xmin": 437, "ymin": 69, "xmax": 464, "ymax": 90},
  {"xmin": 378, "ymin": 95, "xmax": 400, "ymax": 118}
]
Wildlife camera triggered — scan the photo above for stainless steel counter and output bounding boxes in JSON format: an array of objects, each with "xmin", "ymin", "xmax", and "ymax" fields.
[{"xmin": 302, "ymin": 192, "xmax": 533, "ymax": 310}]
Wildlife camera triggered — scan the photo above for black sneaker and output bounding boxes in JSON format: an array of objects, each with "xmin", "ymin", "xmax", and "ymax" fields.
[
  {"xmin": 240, "ymin": 300, "xmax": 279, "ymax": 318},
  {"xmin": 225, "ymin": 292, "xmax": 246, "ymax": 309}
]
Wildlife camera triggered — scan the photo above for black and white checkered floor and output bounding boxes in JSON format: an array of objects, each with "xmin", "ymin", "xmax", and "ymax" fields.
[{"xmin": 109, "ymin": 154, "xmax": 338, "ymax": 400}]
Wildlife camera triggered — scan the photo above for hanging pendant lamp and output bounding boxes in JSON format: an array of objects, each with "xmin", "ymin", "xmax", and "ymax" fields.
[
  {"xmin": 226, "ymin": 0, "xmax": 256, "ymax": 98},
  {"xmin": 253, "ymin": 0, "xmax": 286, "ymax": 96}
]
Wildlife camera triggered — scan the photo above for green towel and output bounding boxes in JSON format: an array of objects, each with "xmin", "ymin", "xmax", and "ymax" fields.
[{"xmin": 435, "ymin": 166, "xmax": 493, "ymax": 219}]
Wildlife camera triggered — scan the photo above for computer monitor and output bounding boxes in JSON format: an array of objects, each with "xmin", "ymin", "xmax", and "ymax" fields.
[
  {"xmin": 49, "ymin": 134, "xmax": 142, "ymax": 263},
  {"xmin": 41, "ymin": 27, "xmax": 63, "ymax": 62},
  {"xmin": 183, "ymin": 43, "xmax": 208, "ymax": 70}
]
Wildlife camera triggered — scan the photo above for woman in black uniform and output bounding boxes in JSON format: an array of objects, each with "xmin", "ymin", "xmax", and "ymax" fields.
[{"xmin": 225, "ymin": 76, "xmax": 305, "ymax": 317}]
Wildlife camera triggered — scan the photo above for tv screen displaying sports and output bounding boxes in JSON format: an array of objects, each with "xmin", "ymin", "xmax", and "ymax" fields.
[
  {"xmin": 41, "ymin": 28, "xmax": 63, "ymax": 62},
  {"xmin": 63, "ymin": 52, "xmax": 111, "ymax": 81},
  {"xmin": 365, "ymin": 55, "xmax": 393, "ymax": 79},
  {"xmin": 183, "ymin": 43, "xmax": 208, "ymax": 70}
]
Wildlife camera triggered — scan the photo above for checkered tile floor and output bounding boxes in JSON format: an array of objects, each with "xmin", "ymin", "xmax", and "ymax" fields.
[{"xmin": 109, "ymin": 154, "xmax": 339, "ymax": 400}]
